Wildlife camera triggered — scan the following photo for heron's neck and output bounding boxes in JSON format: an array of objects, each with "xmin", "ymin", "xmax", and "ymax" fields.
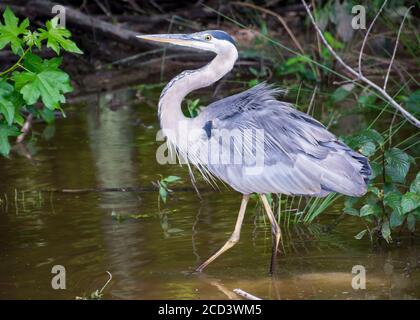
[{"xmin": 158, "ymin": 48, "xmax": 238, "ymax": 133}]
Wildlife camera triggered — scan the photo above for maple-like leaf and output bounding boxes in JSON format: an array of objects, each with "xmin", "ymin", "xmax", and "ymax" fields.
[
  {"xmin": 12, "ymin": 54, "xmax": 73, "ymax": 109},
  {"xmin": 38, "ymin": 17, "xmax": 82, "ymax": 55},
  {"xmin": 0, "ymin": 7, "xmax": 29, "ymax": 54}
]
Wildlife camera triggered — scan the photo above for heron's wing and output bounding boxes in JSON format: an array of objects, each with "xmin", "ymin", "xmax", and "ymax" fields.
[{"xmin": 198, "ymin": 83, "xmax": 371, "ymax": 196}]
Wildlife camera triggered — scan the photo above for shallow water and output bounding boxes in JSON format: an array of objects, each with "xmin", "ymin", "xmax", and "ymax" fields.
[{"xmin": 0, "ymin": 88, "xmax": 419, "ymax": 300}]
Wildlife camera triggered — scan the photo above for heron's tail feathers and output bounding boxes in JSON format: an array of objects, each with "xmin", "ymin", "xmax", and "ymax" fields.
[{"xmin": 317, "ymin": 143, "xmax": 371, "ymax": 197}]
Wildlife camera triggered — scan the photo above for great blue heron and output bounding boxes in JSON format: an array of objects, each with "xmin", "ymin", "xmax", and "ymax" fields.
[{"xmin": 137, "ymin": 30, "xmax": 371, "ymax": 273}]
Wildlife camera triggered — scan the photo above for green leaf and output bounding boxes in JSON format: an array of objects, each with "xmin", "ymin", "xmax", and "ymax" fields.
[
  {"xmin": 390, "ymin": 211, "xmax": 404, "ymax": 228},
  {"xmin": 0, "ymin": 7, "xmax": 29, "ymax": 54},
  {"xmin": 359, "ymin": 141, "xmax": 376, "ymax": 157},
  {"xmin": 23, "ymin": 30, "xmax": 41, "ymax": 49},
  {"xmin": 0, "ymin": 124, "xmax": 19, "ymax": 156},
  {"xmin": 370, "ymin": 162, "xmax": 382, "ymax": 180},
  {"xmin": 407, "ymin": 213, "xmax": 416, "ymax": 232},
  {"xmin": 410, "ymin": 172, "xmax": 420, "ymax": 193},
  {"xmin": 38, "ymin": 17, "xmax": 83, "ymax": 55},
  {"xmin": 38, "ymin": 108, "xmax": 56, "ymax": 124},
  {"xmin": 368, "ymin": 186, "xmax": 381, "ymax": 198},
  {"xmin": 0, "ymin": 79, "xmax": 15, "ymax": 125},
  {"xmin": 159, "ymin": 187, "xmax": 168, "ymax": 203},
  {"xmin": 344, "ymin": 207, "xmax": 359, "ymax": 216},
  {"xmin": 362, "ymin": 129, "xmax": 384, "ymax": 145},
  {"xmin": 405, "ymin": 90, "xmax": 420, "ymax": 114},
  {"xmin": 344, "ymin": 196, "xmax": 359, "ymax": 208},
  {"xmin": 344, "ymin": 129, "xmax": 383, "ymax": 157},
  {"xmin": 354, "ymin": 229, "xmax": 367, "ymax": 240},
  {"xmin": 22, "ymin": 53, "xmax": 62, "ymax": 73},
  {"xmin": 381, "ymin": 220, "xmax": 391, "ymax": 242},
  {"xmin": 343, "ymin": 197, "xmax": 359, "ymax": 215},
  {"xmin": 401, "ymin": 192, "xmax": 420, "ymax": 214},
  {"xmin": 0, "ymin": 98, "xmax": 14, "ymax": 125},
  {"xmin": 385, "ymin": 148, "xmax": 411, "ymax": 183},
  {"xmin": 358, "ymin": 92, "xmax": 377, "ymax": 108},
  {"xmin": 162, "ymin": 176, "xmax": 181, "ymax": 184},
  {"xmin": 12, "ymin": 67, "xmax": 73, "ymax": 109},
  {"xmin": 383, "ymin": 191, "xmax": 402, "ymax": 214},
  {"xmin": 323, "ymin": 31, "xmax": 344, "ymax": 49},
  {"xmin": 248, "ymin": 79, "xmax": 259, "ymax": 87},
  {"xmin": 187, "ymin": 99, "xmax": 200, "ymax": 117},
  {"xmin": 360, "ymin": 203, "xmax": 381, "ymax": 217}
]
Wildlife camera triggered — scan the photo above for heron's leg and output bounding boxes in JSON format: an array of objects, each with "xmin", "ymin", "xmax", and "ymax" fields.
[
  {"xmin": 260, "ymin": 194, "xmax": 282, "ymax": 274},
  {"xmin": 196, "ymin": 195, "xmax": 250, "ymax": 272}
]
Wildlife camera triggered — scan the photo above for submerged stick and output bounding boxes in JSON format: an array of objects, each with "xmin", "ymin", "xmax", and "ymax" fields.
[
  {"xmin": 15, "ymin": 186, "xmax": 213, "ymax": 194},
  {"xmin": 233, "ymin": 289, "xmax": 262, "ymax": 300}
]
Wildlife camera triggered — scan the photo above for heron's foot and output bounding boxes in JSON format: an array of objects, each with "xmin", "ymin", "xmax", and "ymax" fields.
[{"xmin": 195, "ymin": 237, "xmax": 239, "ymax": 272}]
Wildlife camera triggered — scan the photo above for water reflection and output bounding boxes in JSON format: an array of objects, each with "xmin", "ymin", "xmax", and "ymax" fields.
[
  {"xmin": 0, "ymin": 88, "xmax": 419, "ymax": 299},
  {"xmin": 87, "ymin": 90, "xmax": 150, "ymax": 299}
]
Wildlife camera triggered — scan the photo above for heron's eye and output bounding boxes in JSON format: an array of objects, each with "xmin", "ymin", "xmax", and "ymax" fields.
[{"xmin": 204, "ymin": 34, "xmax": 212, "ymax": 41}]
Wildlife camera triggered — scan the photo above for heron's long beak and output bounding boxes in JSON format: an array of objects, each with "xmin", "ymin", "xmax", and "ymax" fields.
[{"xmin": 136, "ymin": 34, "xmax": 195, "ymax": 47}]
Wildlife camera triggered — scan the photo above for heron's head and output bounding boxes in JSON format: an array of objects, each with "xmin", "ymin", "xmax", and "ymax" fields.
[{"xmin": 136, "ymin": 30, "xmax": 236, "ymax": 55}]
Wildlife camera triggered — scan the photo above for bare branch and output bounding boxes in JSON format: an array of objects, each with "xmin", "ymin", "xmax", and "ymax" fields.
[
  {"xmin": 301, "ymin": 1, "xmax": 359, "ymax": 78},
  {"xmin": 384, "ymin": 5, "xmax": 414, "ymax": 91},
  {"xmin": 16, "ymin": 114, "xmax": 34, "ymax": 144},
  {"xmin": 301, "ymin": 0, "xmax": 420, "ymax": 128},
  {"xmin": 359, "ymin": 0, "xmax": 388, "ymax": 75},
  {"xmin": 231, "ymin": 2, "xmax": 306, "ymax": 55}
]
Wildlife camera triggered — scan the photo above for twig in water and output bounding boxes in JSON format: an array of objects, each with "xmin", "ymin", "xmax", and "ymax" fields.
[
  {"xmin": 233, "ymin": 288, "xmax": 262, "ymax": 300},
  {"xmin": 16, "ymin": 114, "xmax": 34, "ymax": 143},
  {"xmin": 301, "ymin": 0, "xmax": 420, "ymax": 128},
  {"xmin": 76, "ymin": 271, "xmax": 112, "ymax": 300}
]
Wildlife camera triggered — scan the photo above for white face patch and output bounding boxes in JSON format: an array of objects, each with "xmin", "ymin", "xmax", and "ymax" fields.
[
  {"xmin": 187, "ymin": 31, "xmax": 237, "ymax": 55},
  {"xmin": 211, "ymin": 37, "xmax": 237, "ymax": 55}
]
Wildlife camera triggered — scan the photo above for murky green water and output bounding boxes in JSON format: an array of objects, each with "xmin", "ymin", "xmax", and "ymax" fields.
[{"xmin": 0, "ymin": 88, "xmax": 419, "ymax": 300}]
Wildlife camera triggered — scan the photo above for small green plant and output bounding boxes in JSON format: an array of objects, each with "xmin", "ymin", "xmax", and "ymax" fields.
[
  {"xmin": 186, "ymin": 98, "xmax": 200, "ymax": 117},
  {"xmin": 342, "ymin": 128, "xmax": 419, "ymax": 242},
  {"xmin": 276, "ymin": 55, "xmax": 316, "ymax": 81},
  {"xmin": 254, "ymin": 191, "xmax": 339, "ymax": 228},
  {"xmin": 0, "ymin": 7, "xmax": 82, "ymax": 156},
  {"xmin": 247, "ymin": 66, "xmax": 268, "ymax": 87},
  {"xmin": 157, "ymin": 175, "xmax": 181, "ymax": 204}
]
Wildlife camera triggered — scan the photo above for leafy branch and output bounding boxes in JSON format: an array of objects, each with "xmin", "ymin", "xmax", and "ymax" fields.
[{"xmin": 0, "ymin": 7, "xmax": 82, "ymax": 156}]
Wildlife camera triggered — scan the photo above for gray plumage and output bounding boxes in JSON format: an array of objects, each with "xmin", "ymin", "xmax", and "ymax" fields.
[{"xmin": 196, "ymin": 82, "xmax": 371, "ymax": 196}]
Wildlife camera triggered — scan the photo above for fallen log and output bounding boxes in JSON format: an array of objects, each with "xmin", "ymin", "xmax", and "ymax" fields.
[{"xmin": 25, "ymin": 0, "xmax": 154, "ymax": 50}]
